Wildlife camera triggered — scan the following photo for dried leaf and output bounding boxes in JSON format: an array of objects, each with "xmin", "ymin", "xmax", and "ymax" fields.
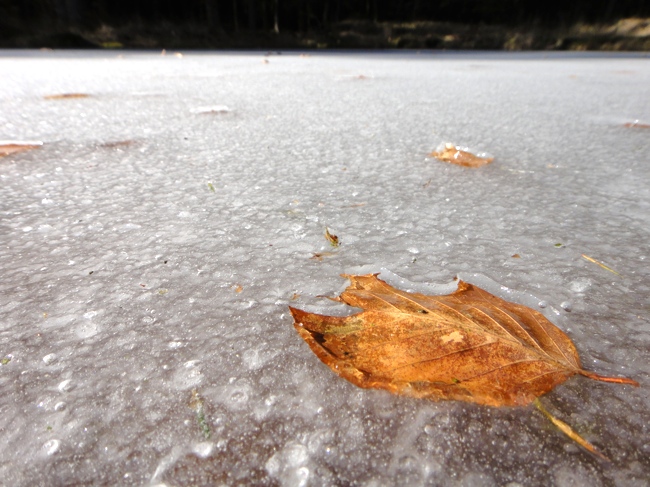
[
  {"xmin": 44, "ymin": 93, "xmax": 90, "ymax": 99},
  {"xmin": 100, "ymin": 140, "xmax": 135, "ymax": 149},
  {"xmin": 0, "ymin": 141, "xmax": 42, "ymax": 157},
  {"xmin": 311, "ymin": 252, "xmax": 336, "ymax": 261},
  {"xmin": 581, "ymin": 254, "xmax": 621, "ymax": 276},
  {"xmin": 290, "ymin": 274, "xmax": 637, "ymax": 408},
  {"xmin": 324, "ymin": 228, "xmax": 339, "ymax": 247},
  {"xmin": 430, "ymin": 143, "xmax": 494, "ymax": 168},
  {"xmin": 192, "ymin": 105, "xmax": 231, "ymax": 115},
  {"xmin": 623, "ymin": 120, "xmax": 650, "ymax": 129}
]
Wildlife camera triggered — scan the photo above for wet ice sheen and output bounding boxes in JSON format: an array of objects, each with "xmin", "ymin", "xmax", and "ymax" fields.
[{"xmin": 0, "ymin": 50, "xmax": 649, "ymax": 486}]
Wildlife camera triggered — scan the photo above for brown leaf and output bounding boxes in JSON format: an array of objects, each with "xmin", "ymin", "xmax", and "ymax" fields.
[
  {"xmin": 623, "ymin": 120, "xmax": 650, "ymax": 129},
  {"xmin": 311, "ymin": 252, "xmax": 336, "ymax": 261},
  {"xmin": 430, "ymin": 143, "xmax": 494, "ymax": 168},
  {"xmin": 44, "ymin": 93, "xmax": 90, "ymax": 99},
  {"xmin": 0, "ymin": 141, "xmax": 42, "ymax": 157},
  {"xmin": 100, "ymin": 140, "xmax": 136, "ymax": 149},
  {"xmin": 290, "ymin": 274, "xmax": 637, "ymax": 408}
]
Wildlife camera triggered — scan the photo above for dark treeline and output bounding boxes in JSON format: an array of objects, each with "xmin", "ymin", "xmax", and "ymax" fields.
[{"xmin": 5, "ymin": 0, "xmax": 650, "ymax": 34}]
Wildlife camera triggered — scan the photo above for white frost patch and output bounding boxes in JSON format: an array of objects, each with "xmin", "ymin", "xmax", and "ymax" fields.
[
  {"xmin": 265, "ymin": 442, "xmax": 310, "ymax": 487},
  {"xmin": 171, "ymin": 361, "xmax": 203, "ymax": 390},
  {"xmin": 191, "ymin": 441, "xmax": 214, "ymax": 459}
]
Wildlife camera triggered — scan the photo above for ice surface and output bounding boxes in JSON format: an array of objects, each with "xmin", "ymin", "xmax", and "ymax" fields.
[{"xmin": 0, "ymin": 50, "xmax": 649, "ymax": 485}]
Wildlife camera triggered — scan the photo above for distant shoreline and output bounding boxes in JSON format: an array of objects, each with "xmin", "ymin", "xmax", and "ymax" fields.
[{"xmin": 2, "ymin": 18, "xmax": 649, "ymax": 51}]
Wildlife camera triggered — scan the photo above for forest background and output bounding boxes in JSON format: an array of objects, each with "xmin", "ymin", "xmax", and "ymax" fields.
[{"xmin": 2, "ymin": 0, "xmax": 650, "ymax": 50}]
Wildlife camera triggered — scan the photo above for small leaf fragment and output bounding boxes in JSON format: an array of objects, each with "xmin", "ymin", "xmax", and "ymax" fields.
[
  {"xmin": 430, "ymin": 143, "xmax": 494, "ymax": 168},
  {"xmin": 44, "ymin": 93, "xmax": 90, "ymax": 100},
  {"xmin": 0, "ymin": 141, "xmax": 43, "ymax": 158},
  {"xmin": 581, "ymin": 254, "xmax": 621, "ymax": 276},
  {"xmin": 207, "ymin": 182, "xmax": 216, "ymax": 193},
  {"xmin": 534, "ymin": 399, "xmax": 609, "ymax": 461},
  {"xmin": 623, "ymin": 120, "xmax": 650, "ymax": 129},
  {"xmin": 325, "ymin": 228, "xmax": 339, "ymax": 247},
  {"xmin": 192, "ymin": 106, "xmax": 230, "ymax": 115},
  {"xmin": 311, "ymin": 252, "xmax": 336, "ymax": 261},
  {"xmin": 100, "ymin": 140, "xmax": 135, "ymax": 149}
]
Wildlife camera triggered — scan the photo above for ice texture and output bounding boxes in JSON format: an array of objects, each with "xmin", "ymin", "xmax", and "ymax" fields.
[{"xmin": 0, "ymin": 50, "xmax": 649, "ymax": 486}]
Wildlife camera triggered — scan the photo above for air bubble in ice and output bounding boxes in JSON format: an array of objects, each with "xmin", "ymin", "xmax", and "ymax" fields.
[
  {"xmin": 294, "ymin": 467, "xmax": 310, "ymax": 486},
  {"xmin": 43, "ymin": 353, "xmax": 58, "ymax": 365},
  {"xmin": 42, "ymin": 439, "xmax": 60, "ymax": 455},
  {"xmin": 54, "ymin": 401, "xmax": 66, "ymax": 411},
  {"xmin": 538, "ymin": 301, "xmax": 547, "ymax": 308},
  {"xmin": 191, "ymin": 441, "xmax": 214, "ymax": 458},
  {"xmin": 560, "ymin": 301, "xmax": 572, "ymax": 312},
  {"xmin": 58, "ymin": 379, "xmax": 74, "ymax": 392},
  {"xmin": 266, "ymin": 442, "xmax": 310, "ymax": 485},
  {"xmin": 230, "ymin": 390, "xmax": 248, "ymax": 404}
]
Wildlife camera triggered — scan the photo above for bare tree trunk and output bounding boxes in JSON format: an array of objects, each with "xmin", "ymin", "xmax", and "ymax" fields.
[
  {"xmin": 322, "ymin": 0, "xmax": 329, "ymax": 29},
  {"xmin": 232, "ymin": 0, "xmax": 239, "ymax": 32},
  {"xmin": 412, "ymin": 0, "xmax": 421, "ymax": 21},
  {"xmin": 247, "ymin": 0, "xmax": 256, "ymax": 31},
  {"xmin": 260, "ymin": 0, "xmax": 268, "ymax": 31},
  {"xmin": 273, "ymin": 0, "xmax": 279, "ymax": 33},
  {"xmin": 205, "ymin": 0, "xmax": 221, "ymax": 33},
  {"xmin": 54, "ymin": 0, "xmax": 82, "ymax": 29}
]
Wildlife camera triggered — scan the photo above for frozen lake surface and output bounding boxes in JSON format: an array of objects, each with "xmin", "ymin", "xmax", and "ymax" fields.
[{"xmin": 1, "ymin": 50, "xmax": 649, "ymax": 486}]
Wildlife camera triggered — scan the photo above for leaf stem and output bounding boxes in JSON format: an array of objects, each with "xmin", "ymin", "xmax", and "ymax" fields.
[
  {"xmin": 579, "ymin": 370, "xmax": 639, "ymax": 387},
  {"xmin": 533, "ymin": 398, "xmax": 609, "ymax": 462}
]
